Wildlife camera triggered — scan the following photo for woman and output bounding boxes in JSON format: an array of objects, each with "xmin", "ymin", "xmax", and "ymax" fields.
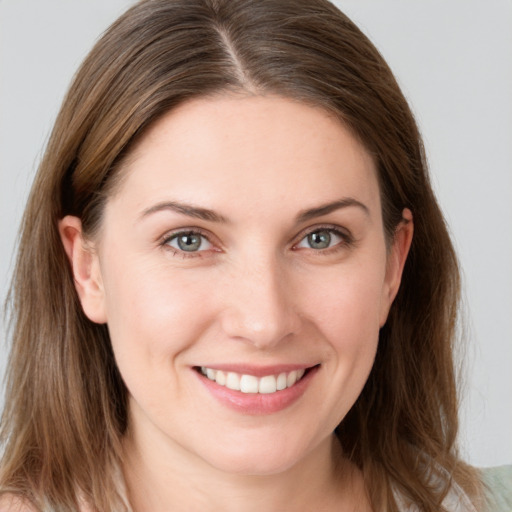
[{"xmin": 0, "ymin": 0, "xmax": 510, "ymax": 510}]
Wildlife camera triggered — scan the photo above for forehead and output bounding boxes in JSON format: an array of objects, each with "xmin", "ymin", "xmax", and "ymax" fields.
[{"xmin": 109, "ymin": 95, "xmax": 380, "ymax": 221}]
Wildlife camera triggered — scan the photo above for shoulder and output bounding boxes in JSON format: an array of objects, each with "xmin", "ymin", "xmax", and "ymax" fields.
[
  {"xmin": 0, "ymin": 495, "xmax": 37, "ymax": 512},
  {"xmin": 481, "ymin": 465, "xmax": 512, "ymax": 512}
]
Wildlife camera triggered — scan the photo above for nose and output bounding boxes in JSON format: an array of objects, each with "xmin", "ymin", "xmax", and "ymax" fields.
[{"xmin": 219, "ymin": 256, "xmax": 300, "ymax": 350}]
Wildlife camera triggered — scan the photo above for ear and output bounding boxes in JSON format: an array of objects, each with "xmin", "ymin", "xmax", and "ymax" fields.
[
  {"xmin": 58, "ymin": 216, "xmax": 107, "ymax": 324},
  {"xmin": 379, "ymin": 208, "xmax": 414, "ymax": 326}
]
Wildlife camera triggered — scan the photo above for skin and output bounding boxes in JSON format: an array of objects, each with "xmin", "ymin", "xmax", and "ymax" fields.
[{"xmin": 60, "ymin": 95, "xmax": 413, "ymax": 511}]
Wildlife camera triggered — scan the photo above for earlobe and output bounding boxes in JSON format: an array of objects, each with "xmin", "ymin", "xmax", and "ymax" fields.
[
  {"xmin": 379, "ymin": 208, "xmax": 414, "ymax": 326},
  {"xmin": 58, "ymin": 216, "xmax": 107, "ymax": 324}
]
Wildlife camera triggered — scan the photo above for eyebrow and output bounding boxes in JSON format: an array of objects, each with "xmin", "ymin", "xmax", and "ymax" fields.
[
  {"xmin": 140, "ymin": 197, "xmax": 369, "ymax": 224},
  {"xmin": 295, "ymin": 198, "xmax": 369, "ymax": 223},
  {"xmin": 140, "ymin": 201, "xmax": 229, "ymax": 223}
]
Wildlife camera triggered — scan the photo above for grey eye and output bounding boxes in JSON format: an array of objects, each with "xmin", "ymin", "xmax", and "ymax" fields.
[
  {"xmin": 307, "ymin": 230, "xmax": 332, "ymax": 249},
  {"xmin": 296, "ymin": 228, "xmax": 344, "ymax": 250},
  {"xmin": 168, "ymin": 232, "xmax": 210, "ymax": 252}
]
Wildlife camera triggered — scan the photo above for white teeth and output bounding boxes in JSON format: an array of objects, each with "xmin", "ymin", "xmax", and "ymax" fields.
[
  {"xmin": 287, "ymin": 370, "xmax": 297, "ymax": 387},
  {"xmin": 215, "ymin": 370, "xmax": 226, "ymax": 386},
  {"xmin": 259, "ymin": 375, "xmax": 277, "ymax": 394},
  {"xmin": 226, "ymin": 372, "xmax": 241, "ymax": 391},
  {"xmin": 240, "ymin": 374, "xmax": 259, "ymax": 393},
  {"xmin": 200, "ymin": 367, "xmax": 309, "ymax": 394},
  {"xmin": 276, "ymin": 372, "xmax": 287, "ymax": 391}
]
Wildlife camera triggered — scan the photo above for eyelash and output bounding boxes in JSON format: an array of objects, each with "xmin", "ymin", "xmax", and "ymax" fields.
[
  {"xmin": 159, "ymin": 225, "xmax": 354, "ymax": 259},
  {"xmin": 294, "ymin": 224, "xmax": 354, "ymax": 255},
  {"xmin": 159, "ymin": 228, "xmax": 215, "ymax": 259}
]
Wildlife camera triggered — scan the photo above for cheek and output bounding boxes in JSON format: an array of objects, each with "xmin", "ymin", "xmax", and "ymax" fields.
[
  {"xmin": 100, "ymin": 258, "xmax": 215, "ymax": 387},
  {"xmin": 299, "ymin": 260, "xmax": 386, "ymax": 407},
  {"xmin": 302, "ymin": 259, "xmax": 387, "ymax": 345}
]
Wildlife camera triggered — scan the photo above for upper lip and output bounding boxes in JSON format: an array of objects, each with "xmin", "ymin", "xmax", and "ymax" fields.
[{"xmin": 194, "ymin": 363, "xmax": 318, "ymax": 377}]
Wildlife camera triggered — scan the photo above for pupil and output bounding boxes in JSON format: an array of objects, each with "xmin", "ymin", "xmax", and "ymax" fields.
[
  {"xmin": 178, "ymin": 234, "xmax": 201, "ymax": 251},
  {"xmin": 309, "ymin": 231, "xmax": 331, "ymax": 249}
]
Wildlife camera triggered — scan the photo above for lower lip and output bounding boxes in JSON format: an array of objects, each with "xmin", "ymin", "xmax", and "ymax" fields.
[{"xmin": 195, "ymin": 366, "xmax": 319, "ymax": 415}]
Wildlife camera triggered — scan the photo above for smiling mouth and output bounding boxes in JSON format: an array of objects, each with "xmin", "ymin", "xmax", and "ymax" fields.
[{"xmin": 196, "ymin": 366, "xmax": 315, "ymax": 394}]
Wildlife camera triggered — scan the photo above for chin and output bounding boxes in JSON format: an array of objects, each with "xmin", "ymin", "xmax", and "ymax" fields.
[{"xmin": 196, "ymin": 431, "xmax": 320, "ymax": 477}]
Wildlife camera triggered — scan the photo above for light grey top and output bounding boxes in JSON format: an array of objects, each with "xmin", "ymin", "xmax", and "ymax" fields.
[
  {"xmin": 395, "ymin": 465, "xmax": 512, "ymax": 512},
  {"xmin": 482, "ymin": 465, "xmax": 512, "ymax": 512}
]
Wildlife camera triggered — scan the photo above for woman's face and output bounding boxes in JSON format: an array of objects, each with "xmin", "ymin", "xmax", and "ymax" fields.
[{"xmin": 68, "ymin": 95, "xmax": 411, "ymax": 475}]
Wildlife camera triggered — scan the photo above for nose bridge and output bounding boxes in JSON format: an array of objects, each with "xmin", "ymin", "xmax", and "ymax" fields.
[{"xmin": 221, "ymin": 250, "xmax": 298, "ymax": 348}]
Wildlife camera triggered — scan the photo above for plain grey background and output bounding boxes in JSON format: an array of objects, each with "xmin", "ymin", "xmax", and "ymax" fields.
[{"xmin": 1, "ymin": 0, "xmax": 511, "ymax": 467}]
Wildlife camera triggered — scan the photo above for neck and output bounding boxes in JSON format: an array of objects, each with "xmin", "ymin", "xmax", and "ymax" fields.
[{"xmin": 122, "ymin": 421, "xmax": 369, "ymax": 512}]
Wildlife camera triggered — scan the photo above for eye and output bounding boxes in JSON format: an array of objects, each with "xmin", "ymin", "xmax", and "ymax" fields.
[
  {"xmin": 164, "ymin": 231, "xmax": 212, "ymax": 253},
  {"xmin": 296, "ymin": 228, "xmax": 348, "ymax": 250}
]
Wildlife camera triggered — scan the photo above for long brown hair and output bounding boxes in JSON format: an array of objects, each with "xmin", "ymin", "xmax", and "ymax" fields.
[{"xmin": 1, "ymin": 0, "xmax": 481, "ymax": 510}]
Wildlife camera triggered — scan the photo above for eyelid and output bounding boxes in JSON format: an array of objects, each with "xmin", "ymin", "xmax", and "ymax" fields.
[
  {"xmin": 157, "ymin": 223, "xmax": 354, "ymax": 258},
  {"xmin": 159, "ymin": 227, "xmax": 221, "ymax": 257},
  {"xmin": 292, "ymin": 224, "xmax": 354, "ymax": 250}
]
